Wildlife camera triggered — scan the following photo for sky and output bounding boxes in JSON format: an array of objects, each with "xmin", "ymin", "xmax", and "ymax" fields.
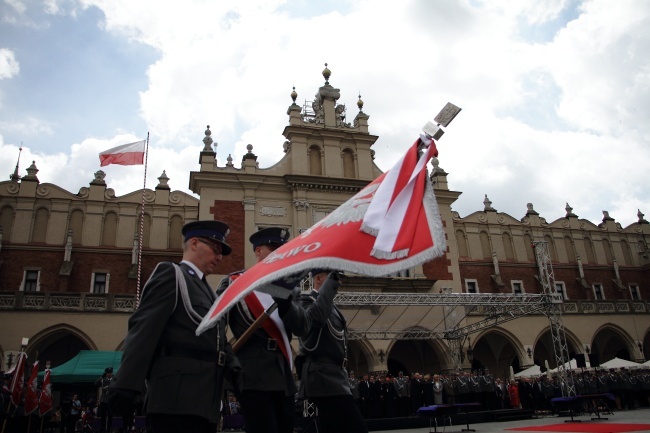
[{"xmin": 1, "ymin": 0, "xmax": 649, "ymax": 227}]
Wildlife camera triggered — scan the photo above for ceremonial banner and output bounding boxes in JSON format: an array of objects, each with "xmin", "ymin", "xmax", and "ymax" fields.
[
  {"xmin": 9, "ymin": 351, "xmax": 26, "ymax": 406},
  {"xmin": 197, "ymin": 135, "xmax": 446, "ymax": 335},
  {"xmin": 39, "ymin": 369, "xmax": 53, "ymax": 416},
  {"xmin": 24, "ymin": 360, "xmax": 39, "ymax": 415}
]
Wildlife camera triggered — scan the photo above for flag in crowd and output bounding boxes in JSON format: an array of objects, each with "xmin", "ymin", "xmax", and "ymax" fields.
[
  {"xmin": 99, "ymin": 139, "xmax": 146, "ymax": 167},
  {"xmin": 196, "ymin": 134, "xmax": 447, "ymax": 335},
  {"xmin": 24, "ymin": 360, "xmax": 39, "ymax": 415},
  {"xmin": 39, "ymin": 368, "xmax": 53, "ymax": 416},
  {"xmin": 9, "ymin": 351, "xmax": 26, "ymax": 407}
]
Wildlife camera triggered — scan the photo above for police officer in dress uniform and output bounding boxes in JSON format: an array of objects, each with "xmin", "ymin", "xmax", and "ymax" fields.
[
  {"xmin": 107, "ymin": 221, "xmax": 241, "ymax": 433},
  {"xmin": 224, "ymin": 227, "xmax": 309, "ymax": 433},
  {"xmin": 297, "ymin": 269, "xmax": 367, "ymax": 433},
  {"xmin": 95, "ymin": 367, "xmax": 114, "ymax": 433}
]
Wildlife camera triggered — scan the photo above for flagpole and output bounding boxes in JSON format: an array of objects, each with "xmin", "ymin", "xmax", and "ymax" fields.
[{"xmin": 136, "ymin": 132, "xmax": 150, "ymax": 308}]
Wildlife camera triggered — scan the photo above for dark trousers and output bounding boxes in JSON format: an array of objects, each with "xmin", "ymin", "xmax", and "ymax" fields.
[
  {"xmin": 97, "ymin": 402, "xmax": 111, "ymax": 433},
  {"xmin": 239, "ymin": 390, "xmax": 294, "ymax": 433},
  {"xmin": 149, "ymin": 413, "xmax": 215, "ymax": 433},
  {"xmin": 312, "ymin": 395, "xmax": 367, "ymax": 433}
]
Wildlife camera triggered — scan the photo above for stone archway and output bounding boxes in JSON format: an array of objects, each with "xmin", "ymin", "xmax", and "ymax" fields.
[
  {"xmin": 347, "ymin": 339, "xmax": 372, "ymax": 375},
  {"xmin": 386, "ymin": 338, "xmax": 448, "ymax": 376},
  {"xmin": 532, "ymin": 327, "xmax": 582, "ymax": 370},
  {"xmin": 591, "ymin": 325, "xmax": 635, "ymax": 366},
  {"xmin": 27, "ymin": 324, "xmax": 95, "ymax": 368},
  {"xmin": 471, "ymin": 329, "xmax": 523, "ymax": 379}
]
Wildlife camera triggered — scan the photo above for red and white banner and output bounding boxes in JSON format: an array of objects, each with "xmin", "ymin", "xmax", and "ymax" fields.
[
  {"xmin": 39, "ymin": 369, "xmax": 53, "ymax": 416},
  {"xmin": 9, "ymin": 351, "xmax": 26, "ymax": 407},
  {"xmin": 99, "ymin": 140, "xmax": 146, "ymax": 167},
  {"xmin": 197, "ymin": 136, "xmax": 446, "ymax": 335},
  {"xmin": 24, "ymin": 360, "xmax": 39, "ymax": 415}
]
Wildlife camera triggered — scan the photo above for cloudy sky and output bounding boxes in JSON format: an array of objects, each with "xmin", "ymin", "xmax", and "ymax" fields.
[{"xmin": 1, "ymin": 0, "xmax": 649, "ymax": 227}]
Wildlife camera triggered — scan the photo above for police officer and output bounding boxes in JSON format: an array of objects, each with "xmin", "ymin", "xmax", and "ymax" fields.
[
  {"xmin": 95, "ymin": 367, "xmax": 114, "ymax": 433},
  {"xmin": 297, "ymin": 269, "xmax": 367, "ymax": 433},
  {"xmin": 226, "ymin": 227, "xmax": 308, "ymax": 433},
  {"xmin": 107, "ymin": 220, "xmax": 241, "ymax": 433}
]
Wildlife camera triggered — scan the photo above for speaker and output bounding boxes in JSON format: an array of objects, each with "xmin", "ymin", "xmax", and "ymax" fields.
[
  {"xmin": 590, "ymin": 353, "xmax": 600, "ymax": 367},
  {"xmin": 575, "ymin": 354, "xmax": 586, "ymax": 368}
]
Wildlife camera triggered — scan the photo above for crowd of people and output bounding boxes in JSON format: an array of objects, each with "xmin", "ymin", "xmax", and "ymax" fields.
[{"xmin": 345, "ymin": 367, "xmax": 650, "ymax": 418}]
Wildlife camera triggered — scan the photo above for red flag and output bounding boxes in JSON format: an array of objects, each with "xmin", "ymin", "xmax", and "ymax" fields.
[
  {"xmin": 39, "ymin": 369, "xmax": 53, "ymax": 416},
  {"xmin": 9, "ymin": 351, "xmax": 26, "ymax": 407},
  {"xmin": 99, "ymin": 140, "xmax": 146, "ymax": 167},
  {"xmin": 196, "ymin": 136, "xmax": 446, "ymax": 335},
  {"xmin": 24, "ymin": 360, "xmax": 39, "ymax": 414}
]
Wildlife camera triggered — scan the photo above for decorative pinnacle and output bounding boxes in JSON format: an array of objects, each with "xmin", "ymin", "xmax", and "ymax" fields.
[
  {"xmin": 357, "ymin": 93, "xmax": 364, "ymax": 111},
  {"xmin": 291, "ymin": 86, "xmax": 297, "ymax": 103},
  {"xmin": 322, "ymin": 63, "xmax": 331, "ymax": 84}
]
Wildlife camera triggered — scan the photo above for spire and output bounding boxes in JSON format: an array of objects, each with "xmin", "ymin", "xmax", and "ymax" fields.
[{"xmin": 9, "ymin": 145, "xmax": 22, "ymax": 182}]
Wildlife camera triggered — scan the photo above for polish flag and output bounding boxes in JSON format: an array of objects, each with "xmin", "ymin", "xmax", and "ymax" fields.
[
  {"xmin": 39, "ymin": 369, "xmax": 53, "ymax": 416},
  {"xmin": 99, "ymin": 140, "xmax": 146, "ymax": 167},
  {"xmin": 9, "ymin": 352, "xmax": 26, "ymax": 407},
  {"xmin": 24, "ymin": 360, "xmax": 39, "ymax": 415},
  {"xmin": 197, "ymin": 135, "xmax": 446, "ymax": 334}
]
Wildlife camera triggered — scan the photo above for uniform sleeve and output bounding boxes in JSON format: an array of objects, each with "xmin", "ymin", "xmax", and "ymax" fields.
[
  {"xmin": 278, "ymin": 288, "xmax": 311, "ymax": 337},
  {"xmin": 300, "ymin": 273, "xmax": 339, "ymax": 327},
  {"xmin": 113, "ymin": 262, "xmax": 177, "ymax": 393}
]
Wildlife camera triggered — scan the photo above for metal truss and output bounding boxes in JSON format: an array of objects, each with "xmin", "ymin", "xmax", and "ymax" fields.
[
  {"xmin": 339, "ymin": 293, "xmax": 550, "ymax": 341},
  {"xmin": 533, "ymin": 240, "xmax": 576, "ymax": 397},
  {"xmin": 335, "ymin": 292, "xmax": 550, "ymax": 307}
]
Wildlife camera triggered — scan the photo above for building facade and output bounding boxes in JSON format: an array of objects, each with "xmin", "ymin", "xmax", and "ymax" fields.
[{"xmin": 1, "ymin": 67, "xmax": 649, "ymax": 381}]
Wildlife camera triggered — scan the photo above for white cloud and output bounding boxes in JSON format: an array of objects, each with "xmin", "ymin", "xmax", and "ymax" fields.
[
  {"xmin": 0, "ymin": 48, "xmax": 19, "ymax": 79},
  {"xmin": 1, "ymin": 0, "xmax": 649, "ymax": 227}
]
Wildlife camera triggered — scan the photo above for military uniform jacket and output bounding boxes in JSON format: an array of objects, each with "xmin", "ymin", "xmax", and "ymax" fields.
[
  {"xmin": 111, "ymin": 262, "xmax": 239, "ymax": 424},
  {"xmin": 298, "ymin": 282, "xmax": 350, "ymax": 398},
  {"xmin": 228, "ymin": 288, "xmax": 308, "ymax": 396}
]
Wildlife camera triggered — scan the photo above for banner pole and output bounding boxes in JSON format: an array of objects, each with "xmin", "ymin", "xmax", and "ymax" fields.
[
  {"xmin": 136, "ymin": 132, "xmax": 150, "ymax": 307},
  {"xmin": 231, "ymin": 303, "xmax": 278, "ymax": 353}
]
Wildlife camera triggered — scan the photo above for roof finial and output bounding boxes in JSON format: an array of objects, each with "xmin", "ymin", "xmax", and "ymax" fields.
[
  {"xmin": 291, "ymin": 86, "xmax": 297, "ymax": 103},
  {"xmin": 357, "ymin": 92, "xmax": 364, "ymax": 112},
  {"xmin": 322, "ymin": 63, "xmax": 331, "ymax": 85}
]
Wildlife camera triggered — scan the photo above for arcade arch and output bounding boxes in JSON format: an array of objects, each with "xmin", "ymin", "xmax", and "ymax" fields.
[
  {"xmin": 532, "ymin": 327, "xmax": 583, "ymax": 369},
  {"xmin": 591, "ymin": 324, "xmax": 636, "ymax": 366},
  {"xmin": 26, "ymin": 324, "xmax": 95, "ymax": 368},
  {"xmin": 471, "ymin": 328, "xmax": 524, "ymax": 378},
  {"xmin": 385, "ymin": 336, "xmax": 449, "ymax": 376}
]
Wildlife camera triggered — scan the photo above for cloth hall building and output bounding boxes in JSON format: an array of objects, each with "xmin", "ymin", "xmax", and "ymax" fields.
[{"xmin": 1, "ymin": 68, "xmax": 649, "ymax": 384}]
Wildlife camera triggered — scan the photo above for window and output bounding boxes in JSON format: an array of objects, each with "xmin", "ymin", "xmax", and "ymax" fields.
[
  {"xmin": 555, "ymin": 282, "xmax": 568, "ymax": 300},
  {"xmin": 342, "ymin": 149, "xmax": 356, "ymax": 178},
  {"xmin": 629, "ymin": 284, "xmax": 641, "ymax": 300},
  {"xmin": 512, "ymin": 280, "xmax": 524, "ymax": 295},
  {"xmin": 592, "ymin": 284, "xmax": 605, "ymax": 300},
  {"xmin": 91, "ymin": 272, "xmax": 109, "ymax": 294},
  {"xmin": 465, "ymin": 279, "xmax": 479, "ymax": 294},
  {"xmin": 21, "ymin": 270, "xmax": 40, "ymax": 292}
]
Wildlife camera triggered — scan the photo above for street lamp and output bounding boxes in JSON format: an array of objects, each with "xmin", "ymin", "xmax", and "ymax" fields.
[{"xmin": 466, "ymin": 337, "xmax": 474, "ymax": 363}]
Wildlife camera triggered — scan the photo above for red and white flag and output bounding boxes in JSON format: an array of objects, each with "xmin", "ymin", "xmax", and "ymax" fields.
[
  {"xmin": 9, "ymin": 351, "xmax": 26, "ymax": 407},
  {"xmin": 39, "ymin": 369, "xmax": 53, "ymax": 416},
  {"xmin": 24, "ymin": 360, "xmax": 39, "ymax": 415},
  {"xmin": 197, "ymin": 135, "xmax": 446, "ymax": 335},
  {"xmin": 99, "ymin": 140, "xmax": 146, "ymax": 167}
]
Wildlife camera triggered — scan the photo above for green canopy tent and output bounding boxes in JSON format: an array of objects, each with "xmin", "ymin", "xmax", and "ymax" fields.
[{"xmin": 38, "ymin": 350, "xmax": 122, "ymax": 383}]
